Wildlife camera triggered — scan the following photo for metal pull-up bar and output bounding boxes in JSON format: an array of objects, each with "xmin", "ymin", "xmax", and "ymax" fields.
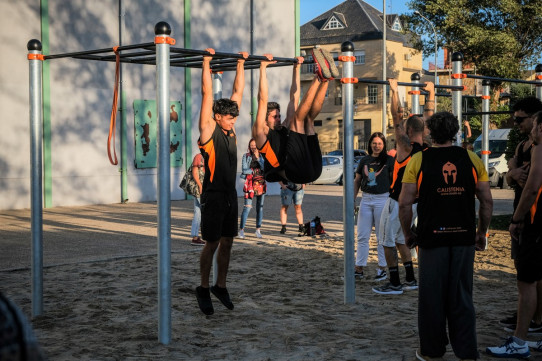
[{"xmin": 350, "ymin": 78, "xmax": 465, "ymax": 91}]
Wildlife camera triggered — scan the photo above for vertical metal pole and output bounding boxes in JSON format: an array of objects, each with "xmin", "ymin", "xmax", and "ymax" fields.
[
  {"xmin": 382, "ymin": 1, "xmax": 387, "ymax": 135},
  {"xmin": 184, "ymin": 0, "xmax": 192, "ymax": 186},
  {"xmin": 250, "ymin": 0, "xmax": 255, "ymax": 124},
  {"xmin": 28, "ymin": 39, "xmax": 44, "ymax": 317},
  {"xmin": 154, "ymin": 21, "xmax": 171, "ymax": 345},
  {"xmin": 341, "ymin": 41, "xmax": 355, "ymax": 304},
  {"xmin": 451, "ymin": 52, "xmax": 464, "ymax": 146},
  {"xmin": 212, "ymin": 72, "xmax": 222, "ymax": 287},
  {"xmin": 536, "ymin": 64, "xmax": 542, "ymax": 101},
  {"xmin": 434, "ymin": 31, "xmax": 438, "ymax": 111},
  {"xmin": 410, "ymin": 73, "xmax": 421, "ymax": 116},
  {"xmin": 119, "ymin": 0, "xmax": 128, "ymax": 202},
  {"xmin": 481, "ymin": 80, "xmax": 491, "ymax": 170}
]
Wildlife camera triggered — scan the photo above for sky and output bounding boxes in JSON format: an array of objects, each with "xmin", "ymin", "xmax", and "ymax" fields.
[
  {"xmin": 299, "ymin": 0, "xmax": 438, "ymax": 69},
  {"xmin": 299, "ymin": 0, "xmax": 411, "ymax": 25}
]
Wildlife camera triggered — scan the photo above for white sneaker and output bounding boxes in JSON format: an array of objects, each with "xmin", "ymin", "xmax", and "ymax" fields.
[
  {"xmin": 486, "ymin": 336, "xmax": 530, "ymax": 359},
  {"xmin": 238, "ymin": 229, "xmax": 245, "ymax": 239},
  {"xmin": 527, "ymin": 339, "xmax": 542, "ymax": 351},
  {"xmin": 255, "ymin": 230, "xmax": 262, "ymax": 238}
]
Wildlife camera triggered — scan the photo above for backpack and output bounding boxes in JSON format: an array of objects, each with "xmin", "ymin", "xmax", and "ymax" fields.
[{"xmin": 301, "ymin": 216, "xmax": 326, "ymax": 236}]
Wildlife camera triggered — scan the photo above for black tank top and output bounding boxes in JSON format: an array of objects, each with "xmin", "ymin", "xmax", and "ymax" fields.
[
  {"xmin": 416, "ymin": 146, "xmax": 477, "ymax": 248},
  {"xmin": 389, "ymin": 142, "xmax": 427, "ymax": 201},
  {"xmin": 198, "ymin": 123, "xmax": 237, "ymax": 193},
  {"xmin": 513, "ymin": 139, "xmax": 533, "ymax": 209}
]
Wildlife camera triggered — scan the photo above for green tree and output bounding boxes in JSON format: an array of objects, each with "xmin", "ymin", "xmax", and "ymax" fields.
[{"xmin": 405, "ymin": 0, "xmax": 542, "ymax": 79}]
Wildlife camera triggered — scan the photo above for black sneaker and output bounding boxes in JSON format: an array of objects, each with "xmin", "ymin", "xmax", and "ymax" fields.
[
  {"xmin": 298, "ymin": 224, "xmax": 306, "ymax": 237},
  {"xmin": 499, "ymin": 312, "xmax": 517, "ymax": 327},
  {"xmin": 504, "ymin": 320, "xmax": 542, "ymax": 334},
  {"xmin": 280, "ymin": 225, "xmax": 286, "ymax": 234},
  {"xmin": 372, "ymin": 282, "xmax": 403, "ymax": 295},
  {"xmin": 374, "ymin": 269, "xmax": 387, "ymax": 282},
  {"xmin": 210, "ymin": 285, "xmax": 234, "ymax": 310},
  {"xmin": 196, "ymin": 286, "xmax": 214, "ymax": 315}
]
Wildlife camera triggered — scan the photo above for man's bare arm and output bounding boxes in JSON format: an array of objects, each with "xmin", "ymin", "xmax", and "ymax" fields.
[
  {"xmin": 475, "ymin": 180, "xmax": 493, "ymax": 251},
  {"xmin": 389, "ymin": 79, "xmax": 411, "ymax": 158},
  {"xmin": 230, "ymin": 51, "xmax": 248, "ymax": 110},
  {"xmin": 252, "ymin": 55, "xmax": 275, "ymax": 147},
  {"xmin": 284, "ymin": 57, "xmax": 304, "ymax": 129},
  {"xmin": 399, "ymin": 182, "xmax": 418, "ymax": 248},
  {"xmin": 199, "ymin": 48, "xmax": 215, "ymax": 143},
  {"xmin": 423, "ymin": 81, "xmax": 435, "ymax": 119}
]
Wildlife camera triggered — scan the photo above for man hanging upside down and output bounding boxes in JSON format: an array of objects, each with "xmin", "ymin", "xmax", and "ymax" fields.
[{"xmin": 252, "ymin": 47, "xmax": 339, "ymax": 184}]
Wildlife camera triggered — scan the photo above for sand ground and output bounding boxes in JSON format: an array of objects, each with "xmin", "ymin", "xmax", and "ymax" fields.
[{"xmin": 1, "ymin": 186, "xmax": 533, "ymax": 360}]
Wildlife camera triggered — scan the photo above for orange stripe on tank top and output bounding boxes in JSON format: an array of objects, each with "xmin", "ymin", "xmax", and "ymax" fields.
[
  {"xmin": 530, "ymin": 187, "xmax": 542, "ymax": 224},
  {"xmin": 200, "ymin": 140, "xmax": 216, "ymax": 183},
  {"xmin": 260, "ymin": 141, "xmax": 280, "ymax": 168}
]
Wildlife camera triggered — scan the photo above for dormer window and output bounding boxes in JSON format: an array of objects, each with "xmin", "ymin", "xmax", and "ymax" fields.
[
  {"xmin": 322, "ymin": 14, "xmax": 345, "ymax": 30},
  {"xmin": 391, "ymin": 18, "xmax": 402, "ymax": 32}
]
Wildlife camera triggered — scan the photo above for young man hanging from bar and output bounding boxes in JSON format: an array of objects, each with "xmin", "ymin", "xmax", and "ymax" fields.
[
  {"xmin": 252, "ymin": 47, "xmax": 339, "ymax": 184},
  {"xmin": 195, "ymin": 48, "xmax": 247, "ymax": 315}
]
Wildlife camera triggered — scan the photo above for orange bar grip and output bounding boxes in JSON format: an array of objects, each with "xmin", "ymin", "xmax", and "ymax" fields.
[
  {"xmin": 154, "ymin": 36, "xmax": 176, "ymax": 45},
  {"xmin": 338, "ymin": 55, "xmax": 355, "ymax": 62},
  {"xmin": 408, "ymin": 90, "xmax": 421, "ymax": 95},
  {"xmin": 341, "ymin": 78, "xmax": 358, "ymax": 84},
  {"xmin": 536, "ymin": 75, "xmax": 542, "ymax": 80},
  {"xmin": 452, "ymin": 73, "xmax": 467, "ymax": 79},
  {"xmin": 27, "ymin": 54, "xmax": 44, "ymax": 61},
  {"xmin": 481, "ymin": 95, "xmax": 490, "ymax": 99},
  {"xmin": 481, "ymin": 150, "xmax": 491, "ymax": 155}
]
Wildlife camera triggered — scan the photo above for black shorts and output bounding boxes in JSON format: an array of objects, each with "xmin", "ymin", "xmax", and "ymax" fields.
[
  {"xmin": 200, "ymin": 191, "xmax": 238, "ymax": 242},
  {"xmin": 283, "ymin": 132, "xmax": 322, "ymax": 184},
  {"xmin": 515, "ymin": 233, "xmax": 542, "ymax": 283}
]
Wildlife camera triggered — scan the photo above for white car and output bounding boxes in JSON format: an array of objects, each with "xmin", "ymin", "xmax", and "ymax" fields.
[
  {"xmin": 313, "ymin": 155, "xmax": 343, "ymax": 184},
  {"xmin": 473, "ymin": 128, "xmax": 511, "ymax": 188}
]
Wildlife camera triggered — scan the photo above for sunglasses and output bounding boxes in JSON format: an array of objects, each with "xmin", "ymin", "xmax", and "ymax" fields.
[{"xmin": 514, "ymin": 115, "xmax": 530, "ymax": 124}]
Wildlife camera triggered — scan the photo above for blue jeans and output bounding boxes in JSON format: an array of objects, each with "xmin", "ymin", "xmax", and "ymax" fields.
[
  {"xmin": 240, "ymin": 194, "xmax": 265, "ymax": 229},
  {"xmin": 190, "ymin": 197, "xmax": 201, "ymax": 237}
]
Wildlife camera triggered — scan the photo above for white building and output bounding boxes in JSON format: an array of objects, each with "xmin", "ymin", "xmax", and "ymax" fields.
[{"xmin": 1, "ymin": 0, "xmax": 298, "ymax": 210}]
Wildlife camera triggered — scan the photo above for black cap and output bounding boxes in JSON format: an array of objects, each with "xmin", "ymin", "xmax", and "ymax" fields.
[
  {"xmin": 411, "ymin": 73, "xmax": 421, "ymax": 81},
  {"xmin": 536, "ymin": 64, "xmax": 542, "ymax": 73},
  {"xmin": 482, "ymin": 79, "xmax": 491, "ymax": 86},
  {"xmin": 154, "ymin": 22, "xmax": 171, "ymax": 36},
  {"xmin": 451, "ymin": 52, "xmax": 463, "ymax": 61},
  {"xmin": 341, "ymin": 41, "xmax": 354, "ymax": 52},
  {"xmin": 27, "ymin": 39, "xmax": 42, "ymax": 51}
]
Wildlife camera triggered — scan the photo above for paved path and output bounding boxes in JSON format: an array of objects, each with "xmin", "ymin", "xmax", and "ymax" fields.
[{"xmin": 0, "ymin": 186, "xmax": 513, "ymax": 272}]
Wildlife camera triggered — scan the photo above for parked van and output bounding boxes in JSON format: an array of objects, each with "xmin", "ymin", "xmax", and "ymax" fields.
[{"xmin": 473, "ymin": 128, "xmax": 511, "ymax": 188}]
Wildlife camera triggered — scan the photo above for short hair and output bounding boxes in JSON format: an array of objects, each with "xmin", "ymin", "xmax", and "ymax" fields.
[
  {"xmin": 405, "ymin": 115, "xmax": 425, "ymax": 134},
  {"xmin": 267, "ymin": 102, "xmax": 280, "ymax": 117},
  {"xmin": 534, "ymin": 110, "xmax": 542, "ymax": 126},
  {"xmin": 426, "ymin": 111, "xmax": 460, "ymax": 144},
  {"xmin": 512, "ymin": 97, "xmax": 542, "ymax": 115},
  {"xmin": 213, "ymin": 98, "xmax": 239, "ymax": 117}
]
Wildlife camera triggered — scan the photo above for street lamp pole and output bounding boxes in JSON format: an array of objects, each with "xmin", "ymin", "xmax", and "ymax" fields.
[{"xmin": 415, "ymin": 11, "xmax": 438, "ymax": 110}]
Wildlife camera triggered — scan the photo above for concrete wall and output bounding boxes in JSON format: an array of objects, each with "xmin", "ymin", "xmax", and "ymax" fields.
[{"xmin": 0, "ymin": 0, "xmax": 295, "ymax": 210}]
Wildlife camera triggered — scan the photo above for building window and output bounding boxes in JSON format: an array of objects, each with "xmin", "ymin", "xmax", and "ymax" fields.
[
  {"xmin": 323, "ymin": 16, "xmax": 344, "ymax": 30},
  {"xmin": 368, "ymin": 85, "xmax": 378, "ymax": 104},
  {"xmin": 392, "ymin": 19, "xmax": 402, "ymax": 32},
  {"xmin": 354, "ymin": 50, "xmax": 365, "ymax": 65},
  {"xmin": 332, "ymin": 52, "xmax": 339, "ymax": 67},
  {"xmin": 302, "ymin": 54, "xmax": 314, "ymax": 74},
  {"xmin": 314, "ymin": 120, "xmax": 322, "ymax": 127}
]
